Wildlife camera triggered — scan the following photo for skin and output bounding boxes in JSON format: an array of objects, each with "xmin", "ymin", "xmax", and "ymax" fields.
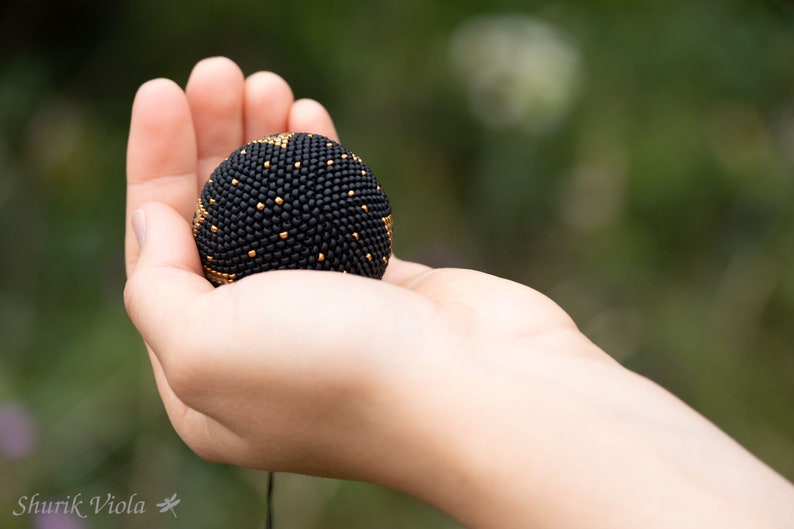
[{"xmin": 124, "ymin": 57, "xmax": 794, "ymax": 529}]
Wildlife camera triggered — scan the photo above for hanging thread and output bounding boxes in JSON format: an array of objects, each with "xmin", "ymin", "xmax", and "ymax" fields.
[{"xmin": 265, "ymin": 472, "xmax": 275, "ymax": 529}]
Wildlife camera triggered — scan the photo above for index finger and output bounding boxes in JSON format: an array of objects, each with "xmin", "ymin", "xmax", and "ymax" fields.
[{"xmin": 125, "ymin": 79, "xmax": 199, "ymax": 274}]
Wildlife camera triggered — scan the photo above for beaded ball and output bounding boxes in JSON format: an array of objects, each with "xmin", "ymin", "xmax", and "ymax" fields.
[{"xmin": 192, "ymin": 132, "xmax": 393, "ymax": 286}]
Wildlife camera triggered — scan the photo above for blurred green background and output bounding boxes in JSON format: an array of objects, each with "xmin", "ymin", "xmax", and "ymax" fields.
[{"xmin": 1, "ymin": 0, "xmax": 793, "ymax": 527}]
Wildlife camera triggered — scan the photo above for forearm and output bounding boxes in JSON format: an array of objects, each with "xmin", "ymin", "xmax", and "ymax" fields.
[{"xmin": 373, "ymin": 343, "xmax": 794, "ymax": 529}]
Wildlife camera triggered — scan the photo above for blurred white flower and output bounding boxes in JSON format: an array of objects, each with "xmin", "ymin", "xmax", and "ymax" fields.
[{"xmin": 449, "ymin": 14, "xmax": 582, "ymax": 133}]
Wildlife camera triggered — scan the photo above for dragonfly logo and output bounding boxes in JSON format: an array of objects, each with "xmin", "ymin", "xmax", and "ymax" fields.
[{"xmin": 156, "ymin": 493, "xmax": 181, "ymax": 518}]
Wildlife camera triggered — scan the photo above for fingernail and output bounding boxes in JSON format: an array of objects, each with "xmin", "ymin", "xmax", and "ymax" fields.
[{"xmin": 131, "ymin": 209, "xmax": 146, "ymax": 246}]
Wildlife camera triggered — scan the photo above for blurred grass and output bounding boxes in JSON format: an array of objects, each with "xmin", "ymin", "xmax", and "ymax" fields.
[{"xmin": 1, "ymin": 0, "xmax": 793, "ymax": 527}]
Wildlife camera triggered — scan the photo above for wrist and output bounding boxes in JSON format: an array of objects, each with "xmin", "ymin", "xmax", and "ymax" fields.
[{"xmin": 358, "ymin": 335, "xmax": 540, "ymax": 527}]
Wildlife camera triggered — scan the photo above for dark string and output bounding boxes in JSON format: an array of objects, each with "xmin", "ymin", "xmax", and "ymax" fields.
[{"xmin": 265, "ymin": 471, "xmax": 274, "ymax": 529}]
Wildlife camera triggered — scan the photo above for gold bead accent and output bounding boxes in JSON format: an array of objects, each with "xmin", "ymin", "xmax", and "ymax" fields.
[
  {"xmin": 376, "ymin": 185, "xmax": 381, "ymax": 191},
  {"xmin": 382, "ymin": 215, "xmax": 393, "ymax": 244},
  {"xmin": 366, "ymin": 253, "xmax": 372, "ymax": 261},
  {"xmin": 240, "ymin": 149, "xmax": 247, "ymax": 155},
  {"xmin": 231, "ymin": 178, "xmax": 239, "ymax": 186},
  {"xmin": 203, "ymin": 266, "xmax": 237, "ymax": 285},
  {"xmin": 352, "ymin": 232, "xmax": 360, "ymax": 241},
  {"xmin": 279, "ymin": 231, "xmax": 289, "ymax": 239},
  {"xmin": 317, "ymin": 253, "xmax": 325, "ymax": 262},
  {"xmin": 361, "ymin": 170, "xmax": 367, "ymax": 176},
  {"xmin": 341, "ymin": 153, "xmax": 348, "ymax": 159},
  {"xmin": 382, "ymin": 256, "xmax": 388, "ymax": 264},
  {"xmin": 248, "ymin": 250, "xmax": 256, "ymax": 258},
  {"xmin": 327, "ymin": 160, "xmax": 334, "ymax": 166},
  {"xmin": 361, "ymin": 204, "xmax": 369, "ymax": 213},
  {"xmin": 347, "ymin": 190, "xmax": 355, "ymax": 197},
  {"xmin": 209, "ymin": 198, "xmax": 216, "ymax": 205},
  {"xmin": 264, "ymin": 160, "xmax": 271, "ymax": 169},
  {"xmin": 256, "ymin": 132, "xmax": 294, "ymax": 149},
  {"xmin": 326, "ymin": 142, "xmax": 333, "ymax": 147},
  {"xmin": 294, "ymin": 161, "xmax": 301, "ymax": 169},
  {"xmin": 207, "ymin": 256, "xmax": 213, "ymax": 263},
  {"xmin": 275, "ymin": 197, "xmax": 284, "ymax": 205},
  {"xmin": 192, "ymin": 198, "xmax": 209, "ymax": 237},
  {"xmin": 211, "ymin": 225, "xmax": 218, "ymax": 233},
  {"xmin": 256, "ymin": 202, "xmax": 265, "ymax": 211}
]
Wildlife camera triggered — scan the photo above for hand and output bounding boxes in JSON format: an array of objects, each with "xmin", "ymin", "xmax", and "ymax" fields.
[
  {"xmin": 123, "ymin": 55, "xmax": 592, "ymax": 470},
  {"xmin": 124, "ymin": 57, "xmax": 794, "ymax": 529}
]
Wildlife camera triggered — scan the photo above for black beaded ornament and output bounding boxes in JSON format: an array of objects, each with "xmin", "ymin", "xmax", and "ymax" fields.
[{"xmin": 192, "ymin": 132, "xmax": 393, "ymax": 286}]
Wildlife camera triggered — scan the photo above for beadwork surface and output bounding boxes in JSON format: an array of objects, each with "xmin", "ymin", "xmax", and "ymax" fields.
[{"xmin": 193, "ymin": 132, "xmax": 393, "ymax": 285}]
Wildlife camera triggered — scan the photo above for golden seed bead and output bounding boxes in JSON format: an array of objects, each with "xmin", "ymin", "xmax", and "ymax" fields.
[
  {"xmin": 275, "ymin": 197, "xmax": 284, "ymax": 205},
  {"xmin": 248, "ymin": 250, "xmax": 256, "ymax": 258},
  {"xmin": 279, "ymin": 231, "xmax": 289, "ymax": 239},
  {"xmin": 317, "ymin": 253, "xmax": 325, "ymax": 262},
  {"xmin": 207, "ymin": 256, "xmax": 213, "ymax": 263},
  {"xmin": 231, "ymin": 178, "xmax": 239, "ymax": 186},
  {"xmin": 211, "ymin": 225, "xmax": 218, "ymax": 233},
  {"xmin": 352, "ymin": 232, "xmax": 360, "ymax": 241},
  {"xmin": 327, "ymin": 160, "xmax": 334, "ymax": 166},
  {"xmin": 341, "ymin": 153, "xmax": 348, "ymax": 159},
  {"xmin": 366, "ymin": 253, "xmax": 372, "ymax": 261},
  {"xmin": 294, "ymin": 161, "xmax": 301, "ymax": 169},
  {"xmin": 264, "ymin": 161, "xmax": 271, "ymax": 169},
  {"xmin": 361, "ymin": 204, "xmax": 369, "ymax": 213},
  {"xmin": 240, "ymin": 149, "xmax": 247, "ymax": 155},
  {"xmin": 209, "ymin": 198, "xmax": 216, "ymax": 205},
  {"xmin": 348, "ymin": 190, "xmax": 355, "ymax": 197},
  {"xmin": 256, "ymin": 202, "xmax": 265, "ymax": 211}
]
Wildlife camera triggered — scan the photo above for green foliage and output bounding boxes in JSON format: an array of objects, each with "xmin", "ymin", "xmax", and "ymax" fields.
[{"xmin": 1, "ymin": 0, "xmax": 793, "ymax": 527}]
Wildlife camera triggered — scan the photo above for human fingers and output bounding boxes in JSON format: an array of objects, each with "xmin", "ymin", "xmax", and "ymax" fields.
[
  {"xmin": 124, "ymin": 202, "xmax": 211, "ymax": 357},
  {"xmin": 243, "ymin": 71, "xmax": 295, "ymax": 141},
  {"xmin": 185, "ymin": 57, "xmax": 246, "ymax": 182},
  {"xmin": 288, "ymin": 98, "xmax": 339, "ymax": 141},
  {"xmin": 125, "ymin": 79, "xmax": 198, "ymax": 275}
]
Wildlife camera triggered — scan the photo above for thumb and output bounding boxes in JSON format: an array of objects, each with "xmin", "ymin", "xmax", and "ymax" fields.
[{"xmin": 124, "ymin": 202, "xmax": 213, "ymax": 352}]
